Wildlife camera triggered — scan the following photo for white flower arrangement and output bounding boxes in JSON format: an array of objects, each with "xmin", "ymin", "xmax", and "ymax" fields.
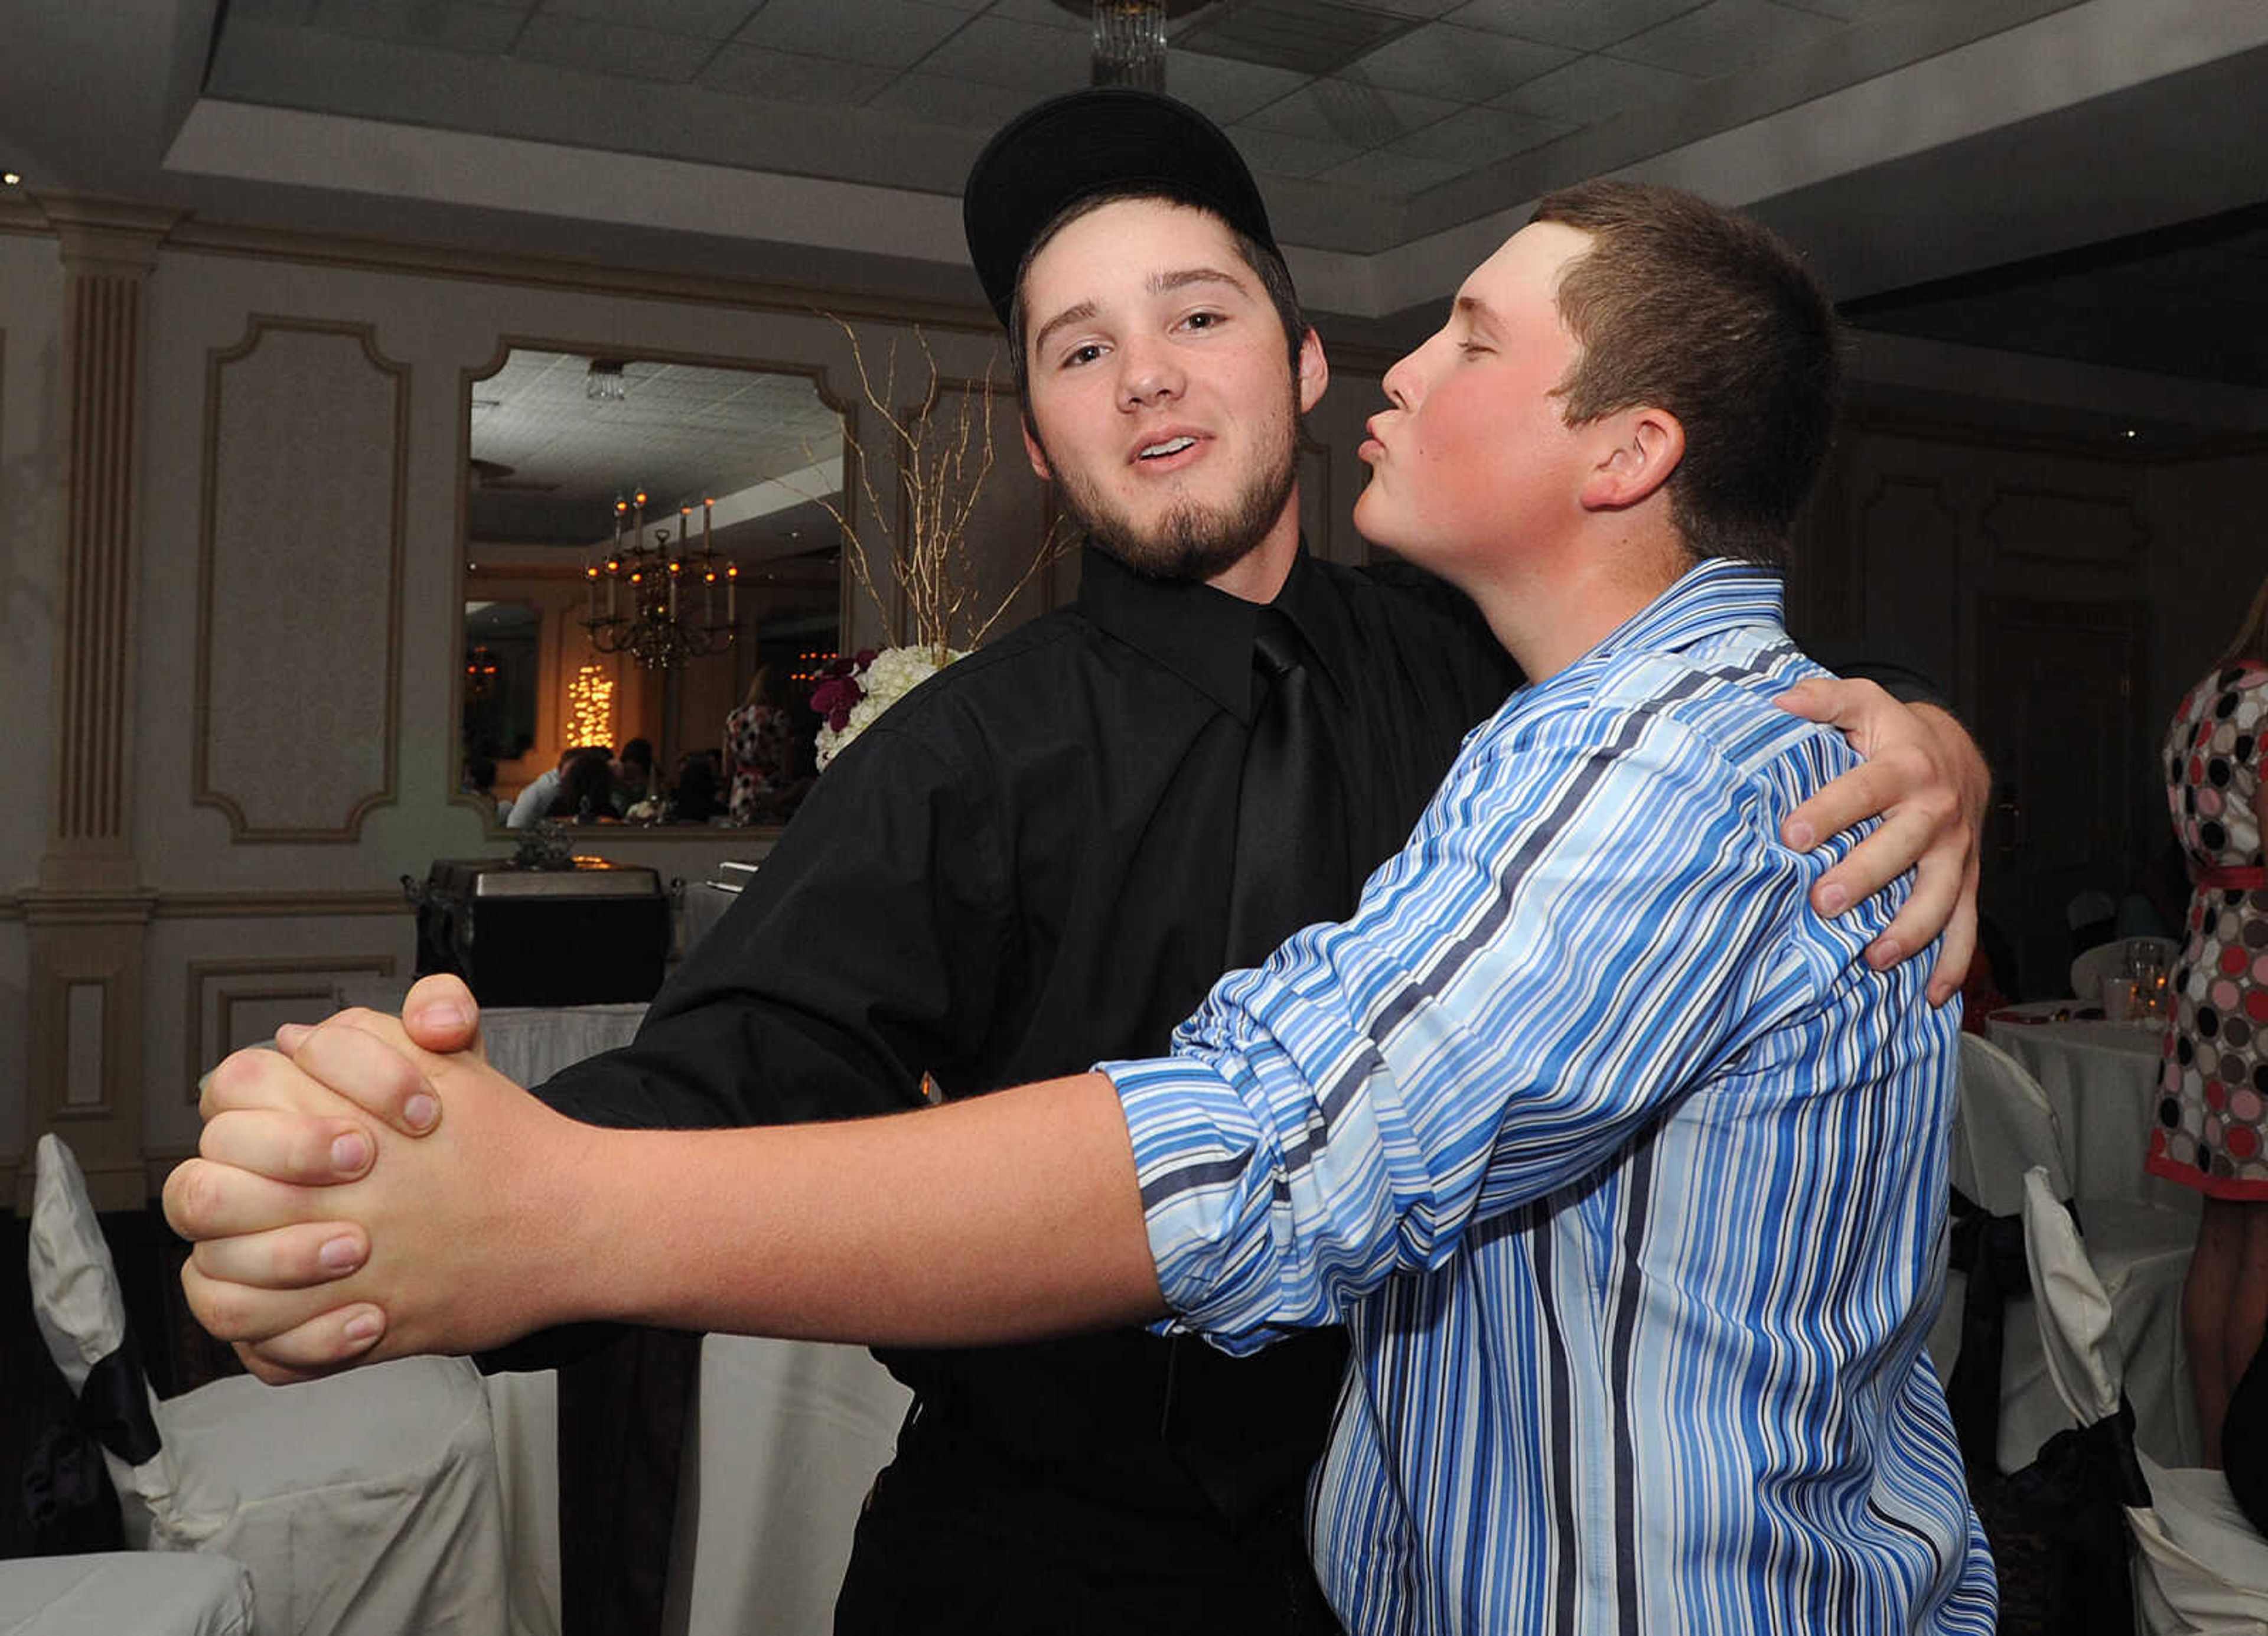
[{"xmin": 812, "ymin": 644, "xmax": 966, "ymax": 770}]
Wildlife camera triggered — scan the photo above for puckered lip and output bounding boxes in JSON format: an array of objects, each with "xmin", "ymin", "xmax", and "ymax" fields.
[{"xmin": 1126, "ymin": 425, "xmax": 1210, "ymax": 465}]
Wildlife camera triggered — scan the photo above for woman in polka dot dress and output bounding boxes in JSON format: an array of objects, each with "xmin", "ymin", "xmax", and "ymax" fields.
[{"xmin": 2146, "ymin": 571, "xmax": 2268, "ymax": 1466}]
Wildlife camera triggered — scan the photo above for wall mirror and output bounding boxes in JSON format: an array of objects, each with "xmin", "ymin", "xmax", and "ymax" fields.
[{"xmin": 460, "ymin": 346, "xmax": 849, "ymax": 831}]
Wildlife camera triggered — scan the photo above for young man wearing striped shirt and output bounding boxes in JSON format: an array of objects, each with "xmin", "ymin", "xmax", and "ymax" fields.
[{"xmin": 171, "ymin": 181, "xmax": 1994, "ymax": 1632}]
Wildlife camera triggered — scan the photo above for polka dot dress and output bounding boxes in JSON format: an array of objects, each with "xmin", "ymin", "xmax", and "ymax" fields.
[{"xmin": 2148, "ymin": 661, "xmax": 2268, "ymax": 1199}]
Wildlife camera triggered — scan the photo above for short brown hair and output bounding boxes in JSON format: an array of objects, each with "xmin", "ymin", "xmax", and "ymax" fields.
[
  {"xmin": 1531, "ymin": 181, "xmax": 1842, "ymax": 570},
  {"xmin": 1006, "ymin": 187, "xmax": 1306, "ymax": 403}
]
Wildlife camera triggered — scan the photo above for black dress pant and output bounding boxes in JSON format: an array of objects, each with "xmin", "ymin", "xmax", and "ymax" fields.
[{"xmin": 833, "ymin": 1406, "xmax": 1344, "ymax": 1636}]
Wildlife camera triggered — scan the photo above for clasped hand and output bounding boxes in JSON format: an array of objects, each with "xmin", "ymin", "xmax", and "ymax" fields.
[{"xmin": 165, "ymin": 995, "xmax": 584, "ymax": 1381}]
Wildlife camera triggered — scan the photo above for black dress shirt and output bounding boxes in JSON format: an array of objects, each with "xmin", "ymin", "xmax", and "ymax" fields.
[{"xmin": 533, "ymin": 543, "xmax": 1517, "ymax": 1611}]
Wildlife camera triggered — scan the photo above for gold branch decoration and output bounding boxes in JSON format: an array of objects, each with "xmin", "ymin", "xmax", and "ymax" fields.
[{"xmin": 807, "ymin": 317, "xmax": 1067, "ymax": 667}]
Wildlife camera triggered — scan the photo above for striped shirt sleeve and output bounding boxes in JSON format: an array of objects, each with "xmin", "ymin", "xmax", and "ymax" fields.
[{"xmin": 1107, "ymin": 695, "xmax": 1839, "ymax": 1351}]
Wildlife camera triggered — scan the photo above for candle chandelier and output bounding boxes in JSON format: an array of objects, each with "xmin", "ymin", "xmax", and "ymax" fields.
[{"xmin": 581, "ymin": 488, "xmax": 739, "ymax": 669}]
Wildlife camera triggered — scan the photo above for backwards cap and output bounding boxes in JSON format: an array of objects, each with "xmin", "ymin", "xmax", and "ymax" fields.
[{"xmin": 962, "ymin": 87, "xmax": 1280, "ymax": 328}]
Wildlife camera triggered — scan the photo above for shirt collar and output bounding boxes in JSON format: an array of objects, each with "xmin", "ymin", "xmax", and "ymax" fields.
[
  {"xmin": 1585, "ymin": 556, "xmax": 1786, "ymax": 663},
  {"xmin": 1074, "ymin": 540, "xmax": 1351, "ymax": 722}
]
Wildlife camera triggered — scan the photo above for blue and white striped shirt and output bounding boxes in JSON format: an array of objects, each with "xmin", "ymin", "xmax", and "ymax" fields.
[{"xmin": 1105, "ymin": 560, "xmax": 1995, "ymax": 1634}]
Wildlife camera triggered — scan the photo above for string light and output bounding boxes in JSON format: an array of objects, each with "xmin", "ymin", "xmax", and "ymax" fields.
[{"xmin": 566, "ymin": 663, "xmax": 616, "ymax": 748}]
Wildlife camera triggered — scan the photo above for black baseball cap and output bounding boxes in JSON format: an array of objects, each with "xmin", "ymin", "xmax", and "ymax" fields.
[{"xmin": 962, "ymin": 87, "xmax": 1281, "ymax": 328}]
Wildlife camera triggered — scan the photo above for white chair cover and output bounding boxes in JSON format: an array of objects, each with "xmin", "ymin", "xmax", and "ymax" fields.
[
  {"xmin": 2022, "ymin": 1167, "xmax": 2268, "ymax": 1635},
  {"xmin": 0, "ymin": 1552, "xmax": 253, "ymax": 1636},
  {"xmin": 27, "ymin": 1136, "xmax": 511, "ymax": 1636},
  {"xmin": 1946, "ymin": 1040, "xmax": 2198, "ymax": 1468},
  {"xmin": 661, "ymin": 1336, "xmax": 910, "ymax": 1636}
]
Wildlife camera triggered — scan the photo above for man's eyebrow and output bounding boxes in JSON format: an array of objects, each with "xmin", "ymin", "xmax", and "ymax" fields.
[
  {"xmin": 1029, "ymin": 298, "xmax": 1099, "ymax": 364},
  {"xmin": 1028, "ymin": 265, "xmax": 1254, "ymax": 362},
  {"xmin": 1150, "ymin": 265, "xmax": 1252, "ymax": 299},
  {"xmin": 1454, "ymin": 294, "xmax": 1501, "ymax": 333}
]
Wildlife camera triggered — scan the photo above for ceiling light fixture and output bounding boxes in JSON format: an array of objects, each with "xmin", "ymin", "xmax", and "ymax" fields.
[
  {"xmin": 1054, "ymin": 1, "xmax": 1210, "ymax": 90},
  {"xmin": 2, "ymin": 173, "xmax": 21, "ymax": 188},
  {"xmin": 585, "ymin": 359, "xmax": 627, "ymax": 402}
]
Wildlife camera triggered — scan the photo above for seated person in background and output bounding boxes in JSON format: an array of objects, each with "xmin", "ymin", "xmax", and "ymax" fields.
[
  {"xmin": 545, "ymin": 748, "xmax": 616, "ymax": 824},
  {"xmin": 611, "ymin": 738, "xmax": 656, "ymax": 814},
  {"xmin": 670, "ymin": 754, "xmax": 723, "ymax": 824},
  {"xmin": 174, "ymin": 177, "xmax": 1992, "ymax": 1634},
  {"xmin": 504, "ymin": 745, "xmax": 591, "ymax": 830}
]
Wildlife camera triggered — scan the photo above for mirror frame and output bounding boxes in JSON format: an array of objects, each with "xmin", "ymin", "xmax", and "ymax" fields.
[{"xmin": 451, "ymin": 334, "xmax": 859, "ymax": 838}]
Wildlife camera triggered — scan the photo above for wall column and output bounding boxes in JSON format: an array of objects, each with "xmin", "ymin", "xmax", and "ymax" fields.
[{"xmin": 19, "ymin": 195, "xmax": 182, "ymax": 1209}]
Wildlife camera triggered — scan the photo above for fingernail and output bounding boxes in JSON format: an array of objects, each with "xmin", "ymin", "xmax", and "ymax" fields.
[
  {"xmin": 276, "ymin": 1023, "xmax": 309, "ymax": 1052},
  {"xmin": 423, "ymin": 1003, "xmax": 468, "ymax": 1032},
  {"xmin": 342, "ymin": 1311, "xmax": 382, "ymax": 1345},
  {"xmin": 1817, "ymin": 882, "xmax": 1847, "ymax": 915},
  {"xmin": 319, "ymin": 1235, "xmax": 363, "ymax": 1273},
  {"xmin": 331, "ymin": 1132, "xmax": 371, "ymax": 1173},
  {"xmin": 403, "ymin": 1094, "xmax": 439, "ymax": 1132},
  {"xmin": 1784, "ymin": 821, "xmax": 1815, "ymax": 850},
  {"xmin": 1868, "ymin": 938, "xmax": 1901, "ymax": 969}
]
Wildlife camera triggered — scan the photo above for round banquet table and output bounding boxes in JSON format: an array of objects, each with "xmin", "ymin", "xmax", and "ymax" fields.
[{"xmin": 1984, "ymin": 1000, "xmax": 2199, "ymax": 1217}]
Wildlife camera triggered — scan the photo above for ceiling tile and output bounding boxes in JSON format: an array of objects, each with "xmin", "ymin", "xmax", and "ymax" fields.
[
  {"xmin": 1319, "ymin": 145, "xmax": 1466, "ymax": 194},
  {"xmin": 1363, "ymin": 0, "xmax": 1468, "ymax": 15},
  {"xmin": 537, "ymin": 0, "xmax": 760, "ymax": 38},
  {"xmin": 738, "ymin": 0, "xmax": 974, "ymax": 70},
  {"xmin": 1441, "ymin": 0, "xmax": 1698, "ymax": 53},
  {"xmin": 1491, "ymin": 50, "xmax": 1693, "ymax": 122},
  {"xmin": 979, "ymin": 0, "xmax": 1087, "ymax": 24},
  {"xmin": 1166, "ymin": 52, "xmax": 1314, "ymax": 127},
  {"xmin": 307, "ymin": 0, "xmax": 528, "ymax": 54},
  {"xmin": 697, "ymin": 43, "xmax": 900, "ymax": 104},
  {"xmin": 1345, "ymin": 20, "xmax": 1573, "ymax": 103},
  {"xmin": 1606, "ymin": 0, "xmax": 1849, "ymax": 79},
  {"xmin": 1242, "ymin": 79, "xmax": 1462, "ymax": 148},
  {"xmin": 1773, "ymin": 0, "xmax": 1904, "ymax": 17},
  {"xmin": 911, "ymin": 14, "xmax": 1093, "ymax": 90},
  {"xmin": 230, "ymin": 0, "xmax": 323, "ymax": 21},
  {"xmin": 865, "ymin": 71, "xmax": 1054, "ymax": 130},
  {"xmin": 1223, "ymin": 125, "xmax": 1368, "ymax": 181},
  {"xmin": 513, "ymin": 13, "xmax": 720, "ymax": 79},
  {"xmin": 1389, "ymin": 102, "xmax": 1569, "ymax": 164}
]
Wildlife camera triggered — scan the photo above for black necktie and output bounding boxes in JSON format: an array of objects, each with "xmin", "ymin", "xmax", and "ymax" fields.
[{"xmin": 1224, "ymin": 608, "xmax": 1349, "ymax": 969}]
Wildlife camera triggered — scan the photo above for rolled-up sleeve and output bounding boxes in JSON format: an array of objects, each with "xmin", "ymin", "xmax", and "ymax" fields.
[{"xmin": 1107, "ymin": 701, "xmax": 1839, "ymax": 1351}]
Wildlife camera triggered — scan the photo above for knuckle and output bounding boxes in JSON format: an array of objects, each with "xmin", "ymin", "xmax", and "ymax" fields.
[{"xmin": 173, "ymin": 1162, "xmax": 220, "ymax": 1229}]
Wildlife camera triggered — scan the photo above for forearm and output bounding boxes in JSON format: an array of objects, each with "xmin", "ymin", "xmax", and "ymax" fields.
[{"xmin": 555, "ymin": 1071, "xmax": 1166, "ymax": 1346}]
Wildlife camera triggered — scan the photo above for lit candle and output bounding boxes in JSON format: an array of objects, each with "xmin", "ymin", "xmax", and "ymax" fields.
[
  {"xmin": 586, "ymin": 563, "xmax": 599, "ymax": 624},
  {"xmin": 726, "ymin": 560, "xmax": 738, "ymax": 625}
]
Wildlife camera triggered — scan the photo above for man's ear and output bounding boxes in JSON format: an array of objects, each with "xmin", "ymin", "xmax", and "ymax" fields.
[
  {"xmin": 1579, "ymin": 406, "xmax": 1683, "ymax": 512},
  {"xmin": 1022, "ymin": 414, "xmax": 1053, "ymax": 483},
  {"xmin": 1296, "ymin": 326, "xmax": 1329, "ymax": 416}
]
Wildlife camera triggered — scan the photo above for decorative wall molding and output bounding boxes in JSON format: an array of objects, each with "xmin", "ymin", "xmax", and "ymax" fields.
[
  {"xmin": 152, "ymin": 890, "xmax": 413, "ymax": 919},
  {"xmin": 193, "ymin": 317, "xmax": 408, "ymax": 841},
  {"xmin": 1980, "ymin": 482, "xmax": 2150, "ymax": 566},
  {"xmin": 183, "ymin": 954, "xmax": 399, "ymax": 1104},
  {"xmin": 45, "ymin": 200, "xmax": 181, "ymax": 859}
]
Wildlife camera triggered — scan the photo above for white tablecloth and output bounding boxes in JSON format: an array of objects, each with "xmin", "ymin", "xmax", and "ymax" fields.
[
  {"xmin": 1984, "ymin": 1001, "xmax": 2197, "ymax": 1215},
  {"xmin": 447, "ymin": 1003, "xmax": 910, "ymax": 1636}
]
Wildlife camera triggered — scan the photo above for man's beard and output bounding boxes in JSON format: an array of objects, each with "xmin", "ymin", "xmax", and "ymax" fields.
[{"xmin": 1037, "ymin": 402, "xmax": 1300, "ymax": 584}]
